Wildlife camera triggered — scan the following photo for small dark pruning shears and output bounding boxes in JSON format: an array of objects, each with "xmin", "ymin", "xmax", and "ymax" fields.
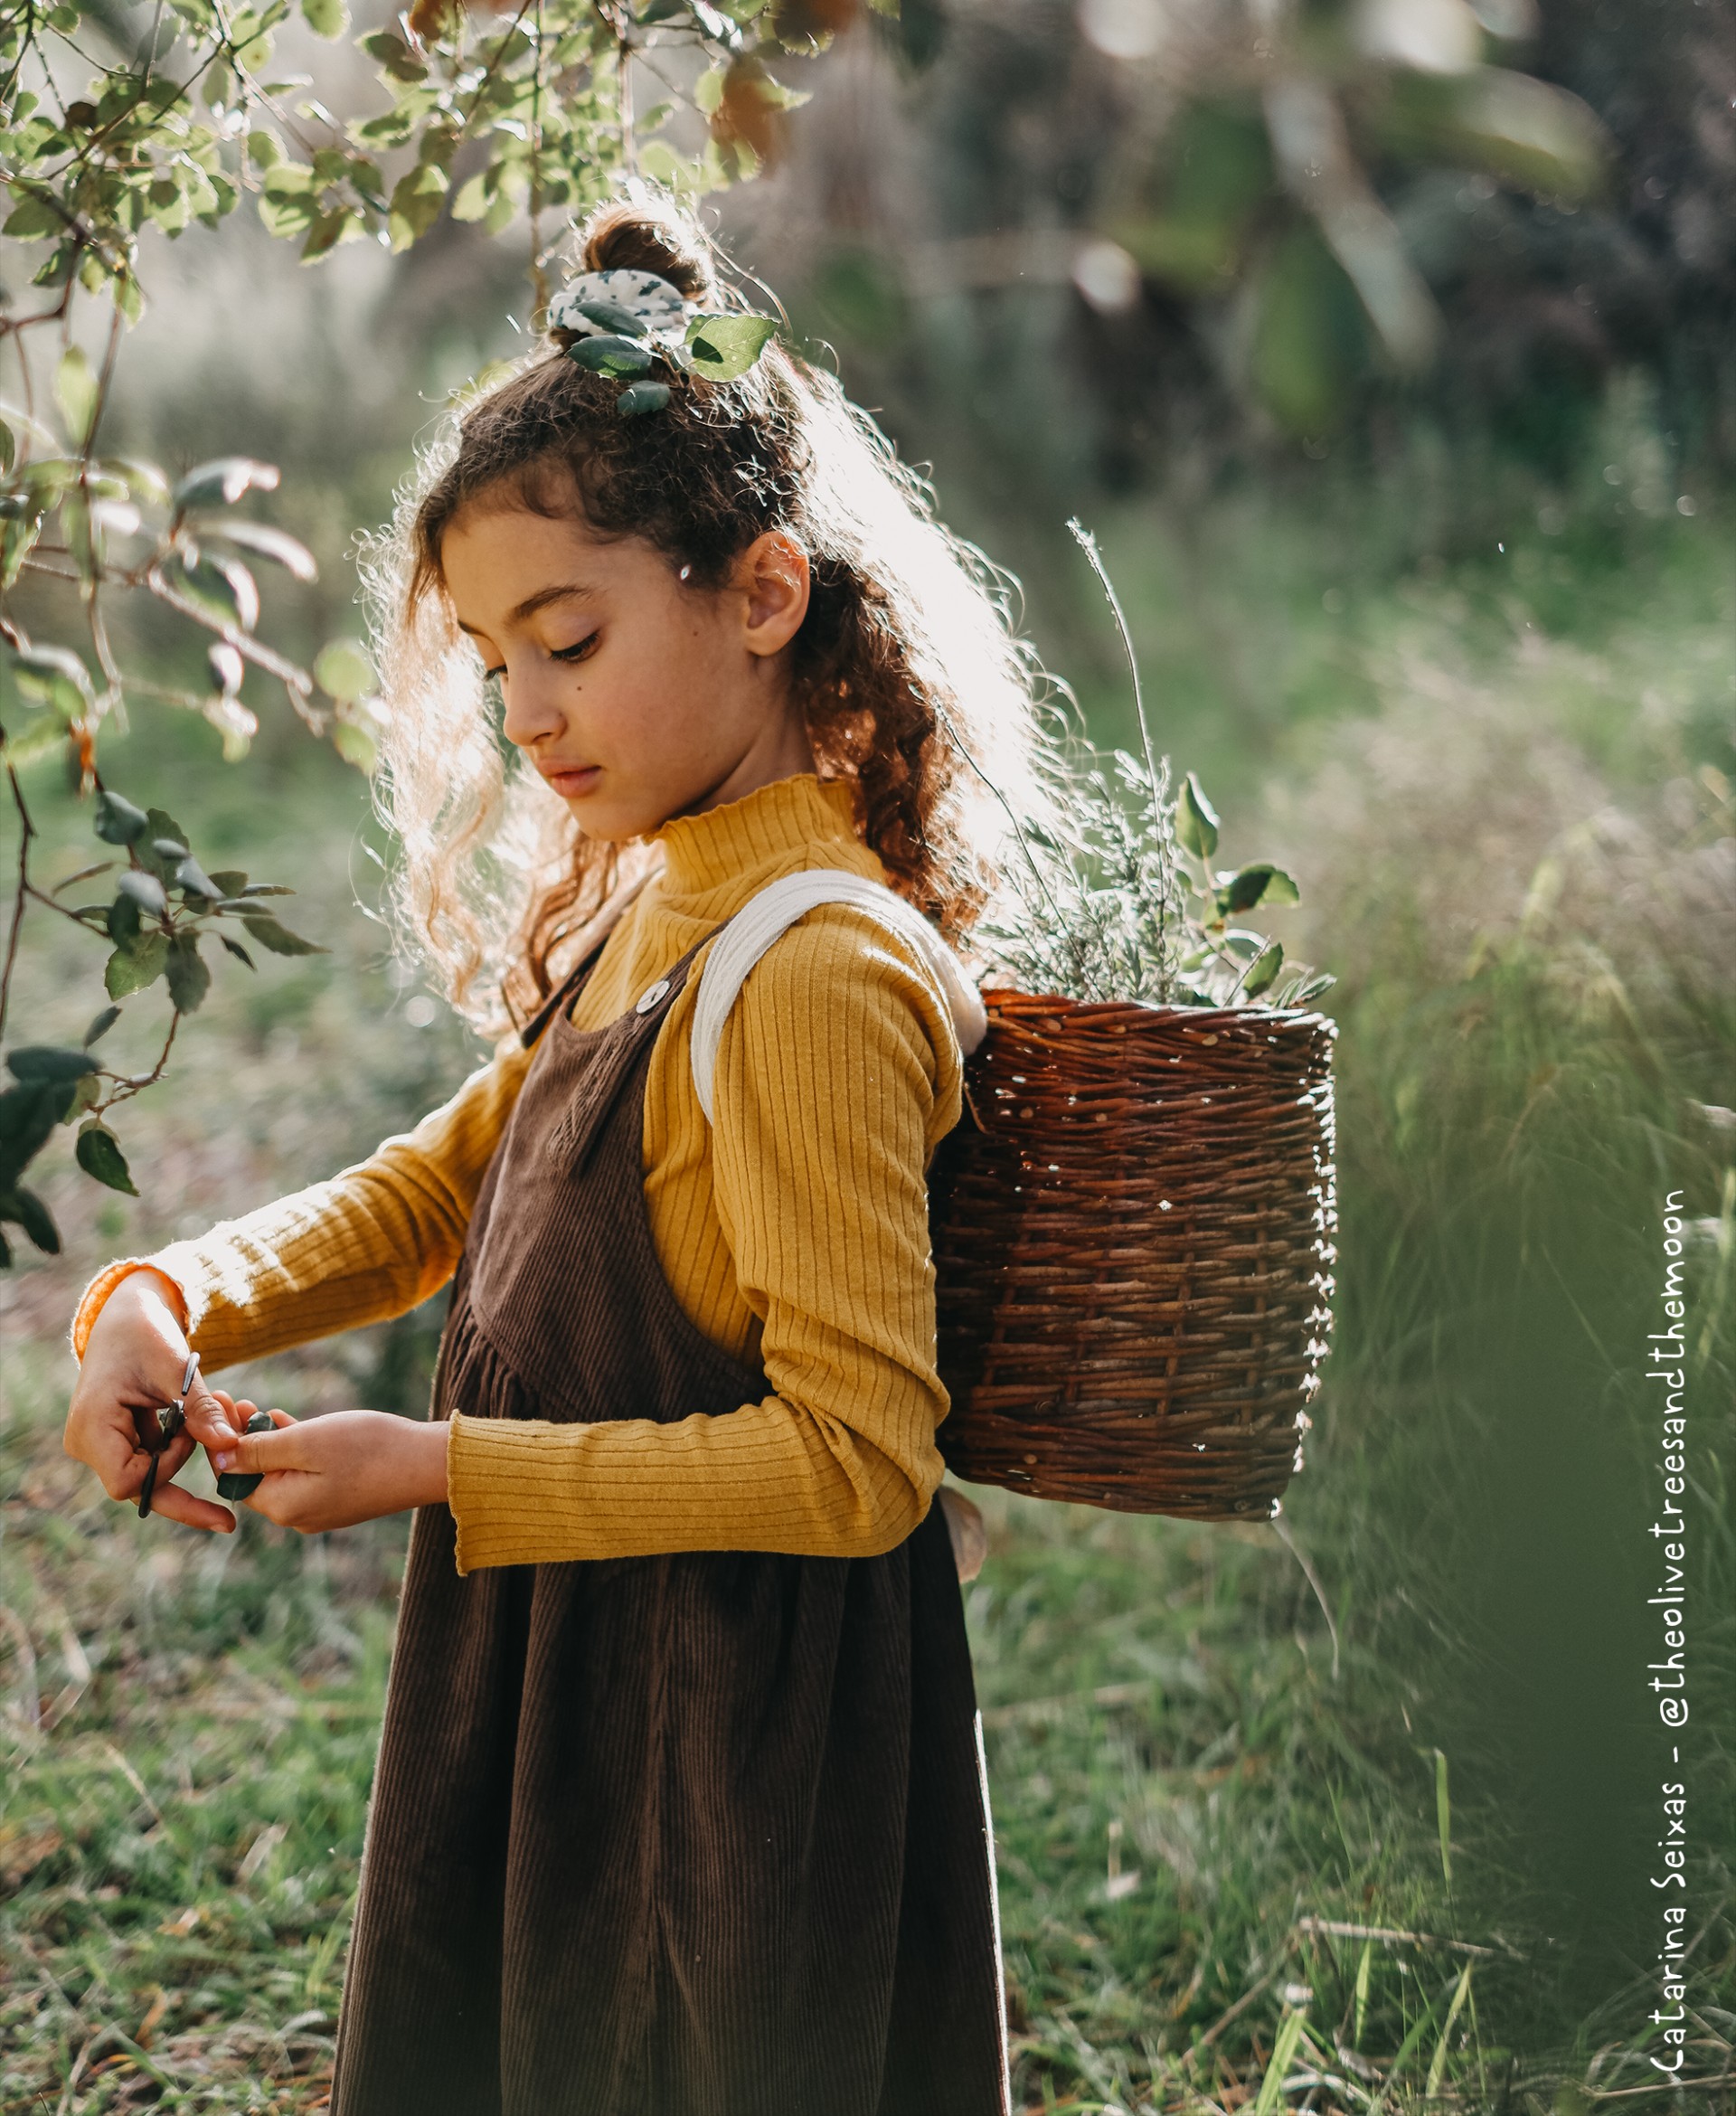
[{"xmin": 136, "ymin": 1350, "xmax": 200, "ymax": 1519}]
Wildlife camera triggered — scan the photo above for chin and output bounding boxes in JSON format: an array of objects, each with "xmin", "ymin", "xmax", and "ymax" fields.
[{"xmin": 570, "ymin": 797, "xmax": 660, "ymax": 845}]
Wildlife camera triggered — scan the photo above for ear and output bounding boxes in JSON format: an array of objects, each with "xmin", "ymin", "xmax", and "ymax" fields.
[{"xmin": 733, "ymin": 531, "xmax": 810, "ymax": 658}]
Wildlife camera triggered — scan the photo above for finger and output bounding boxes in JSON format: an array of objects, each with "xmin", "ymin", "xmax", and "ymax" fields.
[
  {"xmin": 240, "ymin": 1469, "xmax": 321, "ymax": 1530},
  {"xmin": 181, "ymin": 1372, "xmax": 239, "ymax": 1450},
  {"xmin": 212, "ymin": 1423, "xmax": 307, "ymax": 1478},
  {"xmin": 142, "ymin": 1474, "xmax": 237, "ymax": 1535}
]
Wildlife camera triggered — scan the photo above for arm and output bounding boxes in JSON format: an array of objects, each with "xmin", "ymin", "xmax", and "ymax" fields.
[
  {"xmin": 426, "ymin": 908, "xmax": 962, "ymax": 1566},
  {"xmin": 62, "ymin": 1043, "xmax": 529, "ymax": 1531},
  {"xmin": 69, "ymin": 1040, "xmax": 533, "ymax": 1372}
]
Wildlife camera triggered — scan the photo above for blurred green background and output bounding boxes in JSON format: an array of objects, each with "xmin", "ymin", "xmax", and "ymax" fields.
[{"xmin": 2, "ymin": 0, "xmax": 1731, "ymax": 2108}]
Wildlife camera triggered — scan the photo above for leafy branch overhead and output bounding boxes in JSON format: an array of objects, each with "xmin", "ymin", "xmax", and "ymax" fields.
[
  {"xmin": 0, "ymin": 783, "xmax": 319, "ymax": 1265},
  {"xmin": 0, "ymin": 0, "xmax": 885, "ymax": 1261}
]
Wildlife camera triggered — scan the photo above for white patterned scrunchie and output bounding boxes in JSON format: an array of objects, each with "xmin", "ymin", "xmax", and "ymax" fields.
[
  {"xmin": 545, "ymin": 268, "xmax": 693, "ymax": 350},
  {"xmin": 542, "ymin": 264, "xmax": 782, "ymax": 418}
]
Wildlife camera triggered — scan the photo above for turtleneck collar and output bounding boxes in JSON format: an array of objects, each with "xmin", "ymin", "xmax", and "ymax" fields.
[{"xmin": 649, "ymin": 771, "xmax": 866, "ymax": 899}]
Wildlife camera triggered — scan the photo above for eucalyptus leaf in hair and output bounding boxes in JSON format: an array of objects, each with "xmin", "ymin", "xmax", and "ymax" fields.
[
  {"xmin": 616, "ymin": 381, "xmax": 673, "ymax": 417},
  {"xmin": 685, "ymin": 314, "xmax": 780, "ymax": 383},
  {"xmin": 572, "ymin": 298, "xmax": 654, "ymax": 337},
  {"xmin": 570, "ymin": 336, "xmax": 656, "ymax": 377}
]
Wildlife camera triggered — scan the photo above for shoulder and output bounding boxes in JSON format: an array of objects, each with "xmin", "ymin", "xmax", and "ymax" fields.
[{"xmin": 722, "ymin": 898, "xmax": 965, "ymax": 1088}]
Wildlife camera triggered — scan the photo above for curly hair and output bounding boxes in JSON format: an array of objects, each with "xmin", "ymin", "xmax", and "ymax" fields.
[{"xmin": 362, "ymin": 191, "xmax": 1068, "ymax": 1034}]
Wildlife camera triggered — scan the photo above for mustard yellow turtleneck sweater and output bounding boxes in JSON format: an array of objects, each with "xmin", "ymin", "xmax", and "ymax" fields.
[{"xmin": 71, "ymin": 772, "xmax": 967, "ymax": 1571}]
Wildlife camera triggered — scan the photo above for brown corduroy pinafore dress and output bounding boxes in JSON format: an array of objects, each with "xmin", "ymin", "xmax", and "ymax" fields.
[{"xmin": 330, "ymin": 917, "xmax": 1010, "ymax": 2116}]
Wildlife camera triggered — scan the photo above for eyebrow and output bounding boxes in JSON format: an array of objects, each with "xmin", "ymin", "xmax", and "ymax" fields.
[{"xmin": 454, "ymin": 581, "xmax": 595, "ymax": 637}]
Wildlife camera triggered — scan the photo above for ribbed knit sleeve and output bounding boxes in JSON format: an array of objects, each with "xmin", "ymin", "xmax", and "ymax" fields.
[
  {"xmin": 69, "ymin": 1044, "xmax": 533, "ymax": 1372},
  {"xmin": 445, "ymin": 905, "xmax": 963, "ymax": 1568}
]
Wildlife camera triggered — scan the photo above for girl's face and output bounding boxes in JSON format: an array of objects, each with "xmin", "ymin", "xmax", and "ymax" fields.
[{"xmin": 441, "ymin": 496, "xmax": 816, "ymax": 841}]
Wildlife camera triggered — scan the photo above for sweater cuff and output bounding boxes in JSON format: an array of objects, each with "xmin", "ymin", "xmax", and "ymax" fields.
[
  {"xmin": 71, "ymin": 1259, "xmax": 192, "ymax": 1364},
  {"xmin": 448, "ymin": 1411, "xmax": 582, "ymax": 1575}
]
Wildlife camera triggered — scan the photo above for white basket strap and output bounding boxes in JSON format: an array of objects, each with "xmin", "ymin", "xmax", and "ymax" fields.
[{"xmin": 689, "ymin": 868, "xmax": 987, "ymax": 1124}]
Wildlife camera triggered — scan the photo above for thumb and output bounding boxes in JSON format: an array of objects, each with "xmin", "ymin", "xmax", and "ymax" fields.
[
  {"xmin": 212, "ymin": 1408, "xmax": 300, "ymax": 1478},
  {"xmin": 181, "ymin": 1370, "xmax": 239, "ymax": 1449}
]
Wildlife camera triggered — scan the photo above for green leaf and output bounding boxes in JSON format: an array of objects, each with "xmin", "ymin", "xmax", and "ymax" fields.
[
  {"xmin": 10, "ymin": 641, "xmax": 95, "ymax": 719},
  {"xmin": 1, "ymin": 509, "xmax": 45, "ymax": 592},
  {"xmin": 1293, "ymin": 970, "xmax": 1335, "ymax": 1002},
  {"xmin": 1216, "ymin": 862, "xmax": 1299, "ymax": 914},
  {"xmin": 1175, "ymin": 771, "xmax": 1220, "ymax": 859},
  {"xmin": 0, "ymin": 1186, "xmax": 61, "ymax": 1255},
  {"xmin": 220, "ymin": 935, "xmax": 257, "ymax": 968},
  {"xmin": 0, "ymin": 1083, "xmax": 66, "ymax": 1187},
  {"xmin": 175, "ymin": 553, "xmax": 259, "ymax": 631},
  {"xmin": 83, "ymin": 1005, "xmax": 122, "ymax": 1046},
  {"xmin": 3, "ymin": 194, "xmax": 65, "ymax": 241},
  {"xmin": 313, "ymin": 639, "xmax": 373, "ymax": 703},
  {"xmin": 54, "ymin": 345, "xmax": 99, "ymax": 442},
  {"xmin": 684, "ymin": 312, "xmax": 778, "ymax": 382},
  {"xmin": 117, "ymin": 868, "xmax": 168, "ymax": 916},
  {"xmin": 568, "ymin": 335, "xmax": 656, "ymax": 377},
  {"xmin": 143, "ymin": 809, "xmax": 191, "ymax": 855},
  {"xmin": 0, "ymin": 716, "xmax": 69, "ymax": 769},
  {"xmin": 61, "ymin": 1072, "xmax": 101, "ymax": 1124},
  {"xmin": 94, "ymin": 789, "xmax": 150, "ymax": 845},
  {"xmin": 358, "ymin": 28, "xmax": 426, "ymax": 79},
  {"xmin": 300, "ymin": 0, "xmax": 346, "ymax": 33},
  {"xmin": 333, "ymin": 719, "xmax": 377, "ymax": 773},
  {"xmin": 105, "ymin": 931, "xmax": 169, "ymax": 997},
  {"xmin": 208, "ymin": 870, "xmax": 249, "ymax": 896},
  {"xmin": 174, "ymin": 855, "xmax": 221, "ymax": 900},
  {"xmin": 76, "ymin": 1122, "xmax": 138, "ymax": 1195},
  {"xmin": 1241, "ymin": 940, "xmax": 1284, "ymax": 998},
  {"xmin": 204, "ymin": 519, "xmax": 317, "ymax": 580},
  {"xmin": 616, "ymin": 380, "xmax": 673, "ymax": 417},
  {"xmin": 570, "ymin": 298, "xmax": 652, "ymax": 337},
  {"xmin": 387, "ymin": 163, "xmax": 448, "ymax": 250},
  {"xmin": 165, "ymin": 934, "xmax": 212, "ymax": 1012},
  {"xmin": 172, "ymin": 456, "xmax": 279, "ymax": 512},
  {"xmin": 6, "ymin": 1044, "xmax": 99, "ymax": 1083},
  {"xmin": 258, "ymin": 187, "xmax": 320, "ymax": 239},
  {"xmin": 241, "ymin": 911, "xmax": 326, "ymax": 956}
]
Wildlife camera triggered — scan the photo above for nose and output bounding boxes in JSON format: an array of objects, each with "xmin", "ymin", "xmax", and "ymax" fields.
[{"xmin": 498, "ymin": 657, "xmax": 567, "ymax": 753}]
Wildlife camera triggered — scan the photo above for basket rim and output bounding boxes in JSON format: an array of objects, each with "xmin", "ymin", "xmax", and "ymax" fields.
[{"xmin": 976, "ymin": 987, "xmax": 1339, "ymax": 1035}]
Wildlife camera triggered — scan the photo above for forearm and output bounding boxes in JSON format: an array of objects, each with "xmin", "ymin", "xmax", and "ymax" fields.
[
  {"xmin": 71, "ymin": 1045, "xmax": 529, "ymax": 1373},
  {"xmin": 447, "ymin": 1383, "xmax": 944, "ymax": 1571}
]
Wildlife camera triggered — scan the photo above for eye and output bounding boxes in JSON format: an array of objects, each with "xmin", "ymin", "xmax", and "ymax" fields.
[
  {"xmin": 483, "ymin": 663, "xmax": 506, "ymax": 684},
  {"xmin": 551, "ymin": 632, "xmax": 599, "ymax": 665}
]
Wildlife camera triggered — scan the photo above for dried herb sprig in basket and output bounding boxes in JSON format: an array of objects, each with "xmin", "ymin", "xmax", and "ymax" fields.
[
  {"xmin": 973, "ymin": 522, "xmax": 1335, "ymax": 1013},
  {"xmin": 926, "ymin": 521, "xmax": 1339, "ymax": 1522}
]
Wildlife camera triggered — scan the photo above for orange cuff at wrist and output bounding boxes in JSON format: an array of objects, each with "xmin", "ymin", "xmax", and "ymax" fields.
[{"xmin": 70, "ymin": 1259, "xmax": 192, "ymax": 1364}]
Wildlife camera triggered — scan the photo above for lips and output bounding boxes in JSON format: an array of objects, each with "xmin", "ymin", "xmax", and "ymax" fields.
[{"xmin": 541, "ymin": 764, "xmax": 600, "ymax": 797}]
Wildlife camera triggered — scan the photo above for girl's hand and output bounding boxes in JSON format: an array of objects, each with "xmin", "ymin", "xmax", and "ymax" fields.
[
  {"xmin": 65, "ymin": 1268, "xmax": 241, "ymax": 1534},
  {"xmin": 209, "ymin": 1402, "xmax": 450, "ymax": 1534}
]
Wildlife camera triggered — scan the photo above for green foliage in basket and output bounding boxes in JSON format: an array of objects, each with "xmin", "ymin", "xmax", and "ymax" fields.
[{"xmin": 975, "ymin": 525, "xmax": 1337, "ymax": 1013}]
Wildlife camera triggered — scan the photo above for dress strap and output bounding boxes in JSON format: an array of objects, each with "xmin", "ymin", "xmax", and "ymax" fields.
[
  {"xmin": 687, "ymin": 868, "xmax": 986, "ymax": 1123},
  {"xmin": 518, "ymin": 866, "xmax": 659, "ymax": 1051}
]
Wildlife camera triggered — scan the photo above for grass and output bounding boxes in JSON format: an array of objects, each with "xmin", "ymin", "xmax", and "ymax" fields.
[{"xmin": 2, "ymin": 454, "xmax": 1733, "ymax": 2111}]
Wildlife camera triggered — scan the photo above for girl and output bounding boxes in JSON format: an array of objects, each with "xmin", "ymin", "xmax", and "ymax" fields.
[{"xmin": 64, "ymin": 194, "xmax": 1059, "ymax": 2116}]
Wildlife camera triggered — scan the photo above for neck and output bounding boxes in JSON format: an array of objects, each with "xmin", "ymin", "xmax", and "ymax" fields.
[{"xmin": 671, "ymin": 688, "xmax": 816, "ymax": 822}]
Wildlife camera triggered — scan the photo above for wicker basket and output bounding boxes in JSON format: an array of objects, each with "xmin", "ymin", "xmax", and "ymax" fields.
[{"xmin": 928, "ymin": 989, "xmax": 1338, "ymax": 1519}]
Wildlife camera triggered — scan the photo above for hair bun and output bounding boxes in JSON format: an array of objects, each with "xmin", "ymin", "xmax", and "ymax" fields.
[{"xmin": 580, "ymin": 197, "xmax": 717, "ymax": 305}]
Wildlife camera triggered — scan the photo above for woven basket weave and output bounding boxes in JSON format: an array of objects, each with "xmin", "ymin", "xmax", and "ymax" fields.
[{"xmin": 929, "ymin": 989, "xmax": 1338, "ymax": 1519}]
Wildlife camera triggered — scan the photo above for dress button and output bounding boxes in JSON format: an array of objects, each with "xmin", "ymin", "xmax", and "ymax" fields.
[{"xmin": 635, "ymin": 978, "xmax": 671, "ymax": 1015}]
